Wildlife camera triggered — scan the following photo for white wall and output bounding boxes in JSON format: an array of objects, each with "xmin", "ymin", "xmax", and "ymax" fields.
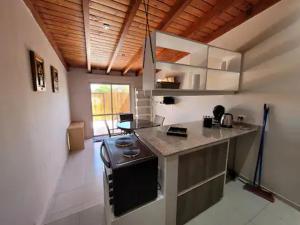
[
  {"xmin": 154, "ymin": 0, "xmax": 300, "ymax": 206},
  {"xmin": 68, "ymin": 68, "xmax": 143, "ymax": 138},
  {"xmin": 0, "ymin": 1, "xmax": 70, "ymax": 225}
]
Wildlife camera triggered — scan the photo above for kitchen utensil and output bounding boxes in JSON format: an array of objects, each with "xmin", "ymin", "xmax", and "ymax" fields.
[
  {"xmin": 244, "ymin": 104, "xmax": 275, "ymax": 202},
  {"xmin": 203, "ymin": 116, "xmax": 213, "ymax": 128},
  {"xmin": 213, "ymin": 105, "xmax": 225, "ymax": 123},
  {"xmin": 167, "ymin": 126, "xmax": 188, "ymax": 137},
  {"xmin": 221, "ymin": 113, "xmax": 233, "ymax": 128}
]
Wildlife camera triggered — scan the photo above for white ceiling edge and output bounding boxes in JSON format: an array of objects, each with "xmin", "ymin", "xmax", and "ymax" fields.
[{"xmin": 209, "ymin": 0, "xmax": 299, "ymax": 52}]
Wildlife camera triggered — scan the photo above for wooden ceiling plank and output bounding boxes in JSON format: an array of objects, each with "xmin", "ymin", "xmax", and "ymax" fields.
[
  {"xmin": 106, "ymin": 0, "xmax": 142, "ymax": 74},
  {"xmin": 90, "ymin": 2, "xmax": 127, "ymax": 17},
  {"xmin": 123, "ymin": 0, "xmax": 192, "ymax": 74},
  {"xmin": 181, "ymin": 0, "xmax": 244, "ymax": 38},
  {"xmin": 50, "ymin": 29, "xmax": 85, "ymax": 38},
  {"xmin": 41, "ymin": 0, "xmax": 82, "ymax": 11},
  {"xmin": 93, "ymin": 0, "xmax": 129, "ymax": 12},
  {"xmin": 23, "ymin": 0, "xmax": 68, "ymax": 69},
  {"xmin": 82, "ymin": 0, "xmax": 92, "ymax": 72},
  {"xmin": 33, "ymin": 1, "xmax": 83, "ymax": 17},
  {"xmin": 159, "ymin": 0, "xmax": 193, "ymax": 30},
  {"xmin": 190, "ymin": 0, "xmax": 214, "ymax": 12},
  {"xmin": 90, "ymin": 13, "xmax": 125, "ymax": 26},
  {"xmin": 37, "ymin": 7, "xmax": 83, "ymax": 22},
  {"xmin": 41, "ymin": 14, "xmax": 84, "ymax": 28},
  {"xmin": 184, "ymin": 5, "xmax": 206, "ymax": 18}
]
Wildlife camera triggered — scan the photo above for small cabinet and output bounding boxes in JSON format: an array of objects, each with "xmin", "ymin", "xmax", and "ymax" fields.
[
  {"xmin": 176, "ymin": 142, "xmax": 228, "ymax": 225},
  {"xmin": 177, "ymin": 175, "xmax": 225, "ymax": 225},
  {"xmin": 67, "ymin": 122, "xmax": 85, "ymax": 151},
  {"xmin": 177, "ymin": 142, "xmax": 228, "ymax": 192}
]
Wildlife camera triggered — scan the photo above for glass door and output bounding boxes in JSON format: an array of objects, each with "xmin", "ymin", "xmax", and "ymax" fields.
[{"xmin": 90, "ymin": 83, "xmax": 130, "ymax": 136}]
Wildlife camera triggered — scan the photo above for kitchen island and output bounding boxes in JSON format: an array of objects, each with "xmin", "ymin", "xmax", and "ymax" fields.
[
  {"xmin": 104, "ymin": 121, "xmax": 258, "ymax": 225},
  {"xmin": 136, "ymin": 121, "xmax": 258, "ymax": 225}
]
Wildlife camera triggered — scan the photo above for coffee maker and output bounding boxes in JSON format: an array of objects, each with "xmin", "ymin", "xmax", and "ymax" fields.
[{"xmin": 213, "ymin": 105, "xmax": 225, "ymax": 125}]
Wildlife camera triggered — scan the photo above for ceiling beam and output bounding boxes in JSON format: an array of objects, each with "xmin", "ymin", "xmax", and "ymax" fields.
[
  {"xmin": 123, "ymin": 48, "xmax": 142, "ymax": 75},
  {"xmin": 158, "ymin": 0, "xmax": 193, "ymax": 31},
  {"xmin": 23, "ymin": 0, "xmax": 68, "ymax": 69},
  {"xmin": 203, "ymin": 0, "xmax": 282, "ymax": 43},
  {"xmin": 123, "ymin": 0, "xmax": 193, "ymax": 75},
  {"xmin": 182, "ymin": 0, "xmax": 244, "ymax": 38},
  {"xmin": 82, "ymin": 0, "xmax": 91, "ymax": 72},
  {"xmin": 106, "ymin": 0, "xmax": 142, "ymax": 74}
]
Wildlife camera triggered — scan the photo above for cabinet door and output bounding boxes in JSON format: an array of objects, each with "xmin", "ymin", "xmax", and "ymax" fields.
[
  {"xmin": 177, "ymin": 175, "xmax": 224, "ymax": 225},
  {"xmin": 178, "ymin": 142, "xmax": 227, "ymax": 192}
]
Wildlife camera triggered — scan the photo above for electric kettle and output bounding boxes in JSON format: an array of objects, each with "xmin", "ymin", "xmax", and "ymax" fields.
[{"xmin": 221, "ymin": 113, "xmax": 233, "ymax": 128}]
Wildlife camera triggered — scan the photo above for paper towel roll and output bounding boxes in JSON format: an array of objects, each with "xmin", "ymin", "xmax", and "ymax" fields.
[{"xmin": 192, "ymin": 74, "xmax": 201, "ymax": 89}]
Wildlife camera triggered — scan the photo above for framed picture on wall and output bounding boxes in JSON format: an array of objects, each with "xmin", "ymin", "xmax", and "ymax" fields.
[
  {"xmin": 50, "ymin": 65, "xmax": 59, "ymax": 93},
  {"xmin": 29, "ymin": 50, "xmax": 46, "ymax": 92}
]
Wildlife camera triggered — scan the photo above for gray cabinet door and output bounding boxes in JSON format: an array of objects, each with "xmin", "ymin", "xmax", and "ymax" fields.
[
  {"xmin": 178, "ymin": 142, "xmax": 227, "ymax": 192},
  {"xmin": 177, "ymin": 175, "xmax": 224, "ymax": 225}
]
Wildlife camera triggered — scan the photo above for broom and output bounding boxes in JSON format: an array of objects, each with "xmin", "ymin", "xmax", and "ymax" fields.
[{"xmin": 244, "ymin": 104, "xmax": 275, "ymax": 202}]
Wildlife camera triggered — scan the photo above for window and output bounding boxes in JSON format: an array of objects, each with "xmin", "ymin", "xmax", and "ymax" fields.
[{"xmin": 90, "ymin": 83, "xmax": 130, "ymax": 136}]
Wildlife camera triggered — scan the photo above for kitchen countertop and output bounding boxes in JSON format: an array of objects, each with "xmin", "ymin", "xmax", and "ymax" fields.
[{"xmin": 136, "ymin": 121, "xmax": 259, "ymax": 157}]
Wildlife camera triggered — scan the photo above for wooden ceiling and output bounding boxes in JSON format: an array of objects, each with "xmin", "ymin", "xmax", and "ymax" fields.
[{"xmin": 24, "ymin": 0, "xmax": 281, "ymax": 74}]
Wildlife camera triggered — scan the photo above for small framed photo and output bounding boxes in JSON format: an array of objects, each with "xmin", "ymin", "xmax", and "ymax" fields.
[
  {"xmin": 50, "ymin": 65, "xmax": 59, "ymax": 93},
  {"xmin": 30, "ymin": 50, "xmax": 46, "ymax": 92}
]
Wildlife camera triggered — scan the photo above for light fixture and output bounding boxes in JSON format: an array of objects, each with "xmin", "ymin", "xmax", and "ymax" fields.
[{"xmin": 103, "ymin": 23, "xmax": 110, "ymax": 30}]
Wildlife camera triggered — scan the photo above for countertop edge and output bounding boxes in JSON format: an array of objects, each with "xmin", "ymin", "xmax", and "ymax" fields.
[{"xmin": 136, "ymin": 122, "xmax": 259, "ymax": 157}]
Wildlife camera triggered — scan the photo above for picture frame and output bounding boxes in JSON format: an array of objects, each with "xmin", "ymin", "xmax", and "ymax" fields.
[
  {"xmin": 50, "ymin": 65, "xmax": 59, "ymax": 93},
  {"xmin": 29, "ymin": 50, "xmax": 46, "ymax": 92}
]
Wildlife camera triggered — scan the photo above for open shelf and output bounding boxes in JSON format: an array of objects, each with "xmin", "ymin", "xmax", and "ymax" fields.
[
  {"xmin": 155, "ymin": 31, "xmax": 208, "ymax": 67},
  {"xmin": 206, "ymin": 69, "xmax": 240, "ymax": 91},
  {"xmin": 151, "ymin": 89, "xmax": 236, "ymax": 96},
  {"xmin": 143, "ymin": 31, "xmax": 242, "ymax": 96},
  {"xmin": 208, "ymin": 46, "xmax": 242, "ymax": 73}
]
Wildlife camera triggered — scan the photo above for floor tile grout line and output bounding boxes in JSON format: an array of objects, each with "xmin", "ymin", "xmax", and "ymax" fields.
[
  {"xmin": 54, "ymin": 178, "xmax": 101, "ymax": 198},
  {"xmin": 248, "ymin": 201, "xmax": 271, "ymax": 223},
  {"xmin": 47, "ymin": 198, "xmax": 102, "ymax": 218}
]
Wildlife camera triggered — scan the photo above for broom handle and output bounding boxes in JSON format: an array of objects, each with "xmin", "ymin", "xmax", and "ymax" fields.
[
  {"xmin": 253, "ymin": 104, "xmax": 268, "ymax": 186},
  {"xmin": 258, "ymin": 105, "xmax": 269, "ymax": 186}
]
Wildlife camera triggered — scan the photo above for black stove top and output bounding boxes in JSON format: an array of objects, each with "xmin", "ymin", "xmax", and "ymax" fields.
[{"xmin": 103, "ymin": 134, "xmax": 156, "ymax": 169}]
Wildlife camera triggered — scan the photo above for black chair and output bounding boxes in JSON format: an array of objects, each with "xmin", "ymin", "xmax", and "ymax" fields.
[
  {"xmin": 104, "ymin": 120, "xmax": 112, "ymax": 137},
  {"xmin": 119, "ymin": 113, "xmax": 134, "ymax": 122},
  {"xmin": 154, "ymin": 115, "xmax": 165, "ymax": 126}
]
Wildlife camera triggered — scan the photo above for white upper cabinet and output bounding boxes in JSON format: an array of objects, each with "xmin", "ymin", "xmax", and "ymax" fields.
[
  {"xmin": 207, "ymin": 47, "xmax": 242, "ymax": 72},
  {"xmin": 143, "ymin": 31, "xmax": 242, "ymax": 96},
  {"xmin": 155, "ymin": 32, "xmax": 208, "ymax": 67}
]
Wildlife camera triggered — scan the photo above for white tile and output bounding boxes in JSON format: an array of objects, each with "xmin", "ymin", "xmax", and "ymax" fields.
[
  {"xmin": 251, "ymin": 209, "xmax": 287, "ymax": 225},
  {"xmin": 246, "ymin": 222, "xmax": 257, "ymax": 225},
  {"xmin": 186, "ymin": 196, "xmax": 250, "ymax": 225},
  {"xmin": 45, "ymin": 140, "xmax": 299, "ymax": 225},
  {"xmin": 224, "ymin": 180, "xmax": 245, "ymax": 195},
  {"xmin": 45, "ymin": 201, "xmax": 102, "ymax": 225},
  {"xmin": 261, "ymin": 200, "xmax": 300, "ymax": 225},
  {"xmin": 79, "ymin": 204, "xmax": 105, "ymax": 225},
  {"xmin": 225, "ymin": 181, "xmax": 270, "ymax": 220},
  {"xmin": 44, "ymin": 140, "xmax": 104, "ymax": 224},
  {"xmin": 47, "ymin": 213, "xmax": 79, "ymax": 225}
]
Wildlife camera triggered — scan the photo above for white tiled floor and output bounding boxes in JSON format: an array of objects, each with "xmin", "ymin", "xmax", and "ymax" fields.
[
  {"xmin": 45, "ymin": 139, "xmax": 300, "ymax": 225},
  {"xmin": 44, "ymin": 140, "xmax": 104, "ymax": 224},
  {"xmin": 186, "ymin": 181, "xmax": 300, "ymax": 225}
]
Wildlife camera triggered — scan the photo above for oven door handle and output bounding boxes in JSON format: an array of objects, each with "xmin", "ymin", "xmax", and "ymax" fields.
[{"xmin": 100, "ymin": 142, "xmax": 111, "ymax": 168}]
